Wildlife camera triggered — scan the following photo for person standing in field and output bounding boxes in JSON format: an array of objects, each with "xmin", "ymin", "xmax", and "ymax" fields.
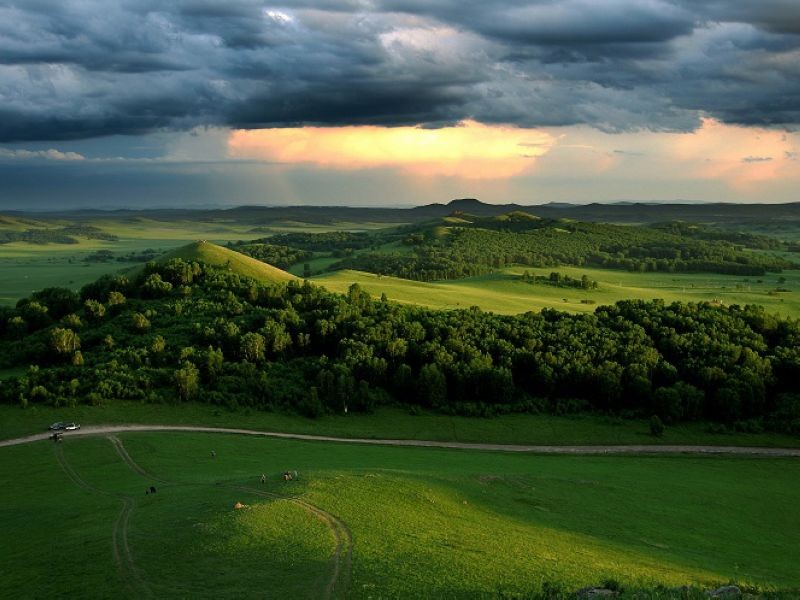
[{"xmin": 260, "ymin": 473, "xmax": 266, "ymax": 484}]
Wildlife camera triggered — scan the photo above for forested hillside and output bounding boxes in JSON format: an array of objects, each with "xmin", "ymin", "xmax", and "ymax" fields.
[
  {"xmin": 1, "ymin": 254, "xmax": 798, "ymax": 434},
  {"xmin": 331, "ymin": 215, "xmax": 796, "ymax": 280},
  {"xmin": 0, "ymin": 224, "xmax": 118, "ymax": 245}
]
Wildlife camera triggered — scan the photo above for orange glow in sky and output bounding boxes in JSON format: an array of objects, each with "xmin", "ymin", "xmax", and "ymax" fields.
[
  {"xmin": 224, "ymin": 118, "xmax": 800, "ymax": 200},
  {"xmin": 670, "ymin": 118, "xmax": 798, "ymax": 189},
  {"xmin": 228, "ymin": 120, "xmax": 555, "ymax": 179}
]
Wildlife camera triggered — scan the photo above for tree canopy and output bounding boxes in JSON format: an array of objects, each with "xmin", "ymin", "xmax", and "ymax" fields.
[{"xmin": 1, "ymin": 258, "xmax": 798, "ymax": 435}]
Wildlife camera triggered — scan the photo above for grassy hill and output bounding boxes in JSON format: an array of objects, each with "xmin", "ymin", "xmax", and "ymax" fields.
[{"xmin": 154, "ymin": 240, "xmax": 297, "ymax": 284}]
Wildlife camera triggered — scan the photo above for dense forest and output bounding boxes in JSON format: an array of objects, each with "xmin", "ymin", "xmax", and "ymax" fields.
[
  {"xmin": 330, "ymin": 216, "xmax": 795, "ymax": 281},
  {"xmin": 1, "ymin": 258, "xmax": 798, "ymax": 434}
]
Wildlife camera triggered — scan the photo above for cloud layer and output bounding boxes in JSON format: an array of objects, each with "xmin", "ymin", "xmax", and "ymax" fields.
[{"xmin": 2, "ymin": 0, "xmax": 800, "ymax": 142}]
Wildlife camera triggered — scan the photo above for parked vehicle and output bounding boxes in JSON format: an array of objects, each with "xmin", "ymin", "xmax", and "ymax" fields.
[{"xmin": 48, "ymin": 422, "xmax": 80, "ymax": 431}]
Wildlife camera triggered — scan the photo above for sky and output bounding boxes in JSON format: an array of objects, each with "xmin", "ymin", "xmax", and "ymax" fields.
[{"xmin": 0, "ymin": 0, "xmax": 799, "ymax": 209}]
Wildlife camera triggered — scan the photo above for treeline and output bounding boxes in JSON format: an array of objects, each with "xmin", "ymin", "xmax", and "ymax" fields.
[
  {"xmin": 331, "ymin": 220, "xmax": 795, "ymax": 281},
  {"xmin": 84, "ymin": 249, "xmax": 161, "ymax": 263},
  {"xmin": 261, "ymin": 232, "xmax": 375, "ymax": 254},
  {"xmin": 0, "ymin": 225, "xmax": 118, "ymax": 245},
  {"xmin": 1, "ymin": 259, "xmax": 799, "ymax": 434},
  {"xmin": 229, "ymin": 242, "xmax": 313, "ymax": 270},
  {"xmin": 650, "ymin": 221, "xmax": 785, "ymax": 250},
  {"xmin": 519, "ymin": 271, "xmax": 598, "ymax": 290}
]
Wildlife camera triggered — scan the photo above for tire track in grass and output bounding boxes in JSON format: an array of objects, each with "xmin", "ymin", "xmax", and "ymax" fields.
[
  {"xmin": 109, "ymin": 435, "xmax": 352, "ymax": 599},
  {"xmin": 53, "ymin": 442, "xmax": 153, "ymax": 599},
  {"xmin": 227, "ymin": 484, "xmax": 353, "ymax": 600},
  {"xmin": 108, "ymin": 435, "xmax": 170, "ymax": 485}
]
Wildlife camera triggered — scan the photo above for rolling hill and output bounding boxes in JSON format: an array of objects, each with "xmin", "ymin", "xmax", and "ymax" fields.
[{"xmin": 152, "ymin": 240, "xmax": 297, "ymax": 284}]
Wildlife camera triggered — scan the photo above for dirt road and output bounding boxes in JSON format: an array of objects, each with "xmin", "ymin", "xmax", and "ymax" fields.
[{"xmin": 3, "ymin": 424, "xmax": 799, "ymax": 456}]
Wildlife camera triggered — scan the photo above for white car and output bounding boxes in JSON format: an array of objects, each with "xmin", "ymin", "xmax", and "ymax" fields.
[{"xmin": 48, "ymin": 422, "xmax": 81, "ymax": 431}]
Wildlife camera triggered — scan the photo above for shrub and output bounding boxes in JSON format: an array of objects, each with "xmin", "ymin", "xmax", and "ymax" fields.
[{"xmin": 649, "ymin": 414, "xmax": 665, "ymax": 437}]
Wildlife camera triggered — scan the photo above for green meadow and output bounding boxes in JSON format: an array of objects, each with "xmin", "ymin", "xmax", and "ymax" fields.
[
  {"xmin": 1, "ymin": 432, "xmax": 798, "ymax": 598},
  {"xmin": 313, "ymin": 265, "xmax": 800, "ymax": 317}
]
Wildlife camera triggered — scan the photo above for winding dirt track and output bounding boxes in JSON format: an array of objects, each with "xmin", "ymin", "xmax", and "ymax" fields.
[
  {"xmin": 53, "ymin": 442, "xmax": 153, "ymax": 599},
  {"xmin": 5, "ymin": 424, "xmax": 800, "ymax": 456}
]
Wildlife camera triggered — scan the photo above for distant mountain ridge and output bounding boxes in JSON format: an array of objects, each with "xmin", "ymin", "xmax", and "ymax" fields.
[{"xmin": 4, "ymin": 198, "xmax": 799, "ymax": 225}]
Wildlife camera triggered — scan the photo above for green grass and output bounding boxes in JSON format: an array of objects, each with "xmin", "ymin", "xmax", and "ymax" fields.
[
  {"xmin": 287, "ymin": 254, "xmax": 341, "ymax": 276},
  {"xmin": 2, "ymin": 432, "xmax": 798, "ymax": 598},
  {"xmin": 0, "ymin": 442, "xmax": 124, "ymax": 597},
  {"xmin": 2, "ymin": 403, "xmax": 798, "ymax": 448},
  {"xmin": 312, "ymin": 265, "xmax": 800, "ymax": 317}
]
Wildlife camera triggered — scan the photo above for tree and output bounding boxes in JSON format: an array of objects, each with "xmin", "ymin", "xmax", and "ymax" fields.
[
  {"xmin": 61, "ymin": 313, "xmax": 84, "ymax": 329},
  {"xmin": 261, "ymin": 322, "xmax": 292, "ymax": 354},
  {"xmin": 19, "ymin": 301, "xmax": 50, "ymax": 329},
  {"xmin": 175, "ymin": 361, "xmax": 200, "ymax": 401},
  {"xmin": 50, "ymin": 327, "xmax": 81, "ymax": 356},
  {"xmin": 303, "ymin": 263, "xmax": 312, "ymax": 278},
  {"xmin": 205, "ymin": 346, "xmax": 224, "ymax": 381},
  {"xmin": 84, "ymin": 299, "xmax": 106, "ymax": 320},
  {"xmin": 107, "ymin": 291, "xmax": 126, "ymax": 307},
  {"xmin": 142, "ymin": 273, "xmax": 173, "ymax": 298},
  {"xmin": 386, "ymin": 338, "xmax": 408, "ymax": 359},
  {"xmin": 347, "ymin": 283, "xmax": 370, "ymax": 309},
  {"xmin": 30, "ymin": 287, "xmax": 79, "ymax": 318},
  {"xmin": 653, "ymin": 386, "xmax": 682, "ymax": 422},
  {"xmin": 418, "ymin": 364, "xmax": 447, "ymax": 407},
  {"xmin": 240, "ymin": 332, "xmax": 266, "ymax": 362},
  {"xmin": 131, "ymin": 312, "xmax": 151, "ymax": 331},
  {"xmin": 7, "ymin": 316, "xmax": 26, "ymax": 337},
  {"xmin": 151, "ymin": 335, "xmax": 166, "ymax": 354}
]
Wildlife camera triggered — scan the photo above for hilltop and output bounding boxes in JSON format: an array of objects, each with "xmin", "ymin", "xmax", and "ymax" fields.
[{"xmin": 154, "ymin": 241, "xmax": 297, "ymax": 284}]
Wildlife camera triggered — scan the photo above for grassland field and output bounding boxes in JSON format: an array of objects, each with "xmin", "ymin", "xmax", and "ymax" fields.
[
  {"xmin": 1, "ymin": 431, "xmax": 798, "ymax": 598},
  {"xmin": 313, "ymin": 265, "xmax": 800, "ymax": 317}
]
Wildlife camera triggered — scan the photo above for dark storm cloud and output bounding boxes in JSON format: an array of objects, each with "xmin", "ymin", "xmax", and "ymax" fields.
[
  {"xmin": 384, "ymin": 0, "xmax": 695, "ymax": 48},
  {"xmin": 685, "ymin": 1, "xmax": 800, "ymax": 35},
  {"xmin": 0, "ymin": 0, "xmax": 799, "ymax": 142}
]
